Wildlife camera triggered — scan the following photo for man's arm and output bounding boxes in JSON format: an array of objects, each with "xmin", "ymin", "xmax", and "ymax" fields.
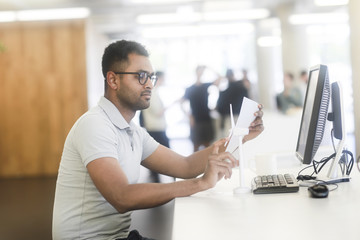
[
  {"xmin": 141, "ymin": 143, "xmax": 217, "ymax": 179},
  {"xmin": 87, "ymin": 139, "xmax": 237, "ymax": 213},
  {"xmin": 143, "ymin": 104, "xmax": 264, "ymax": 179},
  {"xmin": 87, "ymin": 106, "xmax": 263, "ymax": 214}
]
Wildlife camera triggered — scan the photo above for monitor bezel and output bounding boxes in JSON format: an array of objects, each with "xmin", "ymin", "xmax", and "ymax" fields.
[{"xmin": 295, "ymin": 64, "xmax": 330, "ymax": 165}]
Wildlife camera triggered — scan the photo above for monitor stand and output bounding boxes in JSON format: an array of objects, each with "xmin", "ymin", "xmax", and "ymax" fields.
[
  {"xmin": 322, "ymin": 128, "xmax": 350, "ymax": 184},
  {"xmin": 322, "ymin": 81, "xmax": 350, "ymax": 185},
  {"xmin": 299, "ymin": 137, "xmax": 350, "ymax": 187}
]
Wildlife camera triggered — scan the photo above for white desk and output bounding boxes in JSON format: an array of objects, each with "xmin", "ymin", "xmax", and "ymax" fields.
[{"xmin": 172, "ymin": 167, "xmax": 360, "ymax": 240}]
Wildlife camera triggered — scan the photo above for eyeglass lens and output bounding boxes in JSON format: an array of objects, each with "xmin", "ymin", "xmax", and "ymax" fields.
[{"xmin": 139, "ymin": 72, "xmax": 157, "ymax": 86}]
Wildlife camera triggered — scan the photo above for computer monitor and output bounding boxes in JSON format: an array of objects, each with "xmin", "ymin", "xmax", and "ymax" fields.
[
  {"xmin": 295, "ymin": 64, "xmax": 347, "ymax": 182},
  {"xmin": 295, "ymin": 64, "xmax": 331, "ymax": 165}
]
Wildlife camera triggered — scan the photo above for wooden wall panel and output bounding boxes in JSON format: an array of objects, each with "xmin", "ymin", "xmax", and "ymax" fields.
[{"xmin": 0, "ymin": 20, "xmax": 88, "ymax": 177}]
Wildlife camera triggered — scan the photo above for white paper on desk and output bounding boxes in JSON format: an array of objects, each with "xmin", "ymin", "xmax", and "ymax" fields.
[{"xmin": 225, "ymin": 97, "xmax": 259, "ymax": 157}]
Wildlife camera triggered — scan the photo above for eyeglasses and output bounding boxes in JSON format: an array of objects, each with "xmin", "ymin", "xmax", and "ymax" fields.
[{"xmin": 114, "ymin": 71, "xmax": 157, "ymax": 86}]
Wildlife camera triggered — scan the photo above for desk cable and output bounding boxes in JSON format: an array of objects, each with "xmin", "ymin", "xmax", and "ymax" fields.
[
  {"xmin": 296, "ymin": 167, "xmax": 338, "ymax": 192},
  {"xmin": 296, "ymin": 136, "xmax": 355, "ymax": 192}
]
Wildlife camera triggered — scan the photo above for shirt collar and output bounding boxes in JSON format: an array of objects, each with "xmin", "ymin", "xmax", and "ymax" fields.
[{"xmin": 98, "ymin": 96, "xmax": 130, "ymax": 130}]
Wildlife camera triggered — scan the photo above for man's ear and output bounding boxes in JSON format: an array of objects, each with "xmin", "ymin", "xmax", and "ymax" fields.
[{"xmin": 106, "ymin": 71, "xmax": 119, "ymax": 90}]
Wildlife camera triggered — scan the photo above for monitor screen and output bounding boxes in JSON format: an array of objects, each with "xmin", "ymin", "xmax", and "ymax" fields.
[{"xmin": 295, "ymin": 64, "xmax": 330, "ymax": 164}]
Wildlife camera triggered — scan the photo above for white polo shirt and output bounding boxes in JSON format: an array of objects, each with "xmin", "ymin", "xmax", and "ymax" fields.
[{"xmin": 52, "ymin": 96, "xmax": 159, "ymax": 240}]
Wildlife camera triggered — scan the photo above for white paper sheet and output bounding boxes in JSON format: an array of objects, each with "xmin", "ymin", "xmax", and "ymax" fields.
[{"xmin": 225, "ymin": 97, "xmax": 259, "ymax": 157}]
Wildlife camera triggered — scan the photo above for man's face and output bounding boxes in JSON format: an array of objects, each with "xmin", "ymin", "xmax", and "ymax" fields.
[{"xmin": 116, "ymin": 53, "xmax": 155, "ymax": 111}]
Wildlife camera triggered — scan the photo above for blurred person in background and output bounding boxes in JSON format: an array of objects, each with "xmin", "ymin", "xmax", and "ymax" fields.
[
  {"xmin": 240, "ymin": 69, "xmax": 252, "ymax": 98},
  {"xmin": 181, "ymin": 65, "xmax": 222, "ymax": 152},
  {"xmin": 216, "ymin": 69, "xmax": 249, "ymax": 138},
  {"xmin": 140, "ymin": 71, "xmax": 170, "ymax": 182},
  {"xmin": 140, "ymin": 71, "xmax": 170, "ymax": 148},
  {"xmin": 276, "ymin": 72, "xmax": 303, "ymax": 114},
  {"xmin": 297, "ymin": 69, "xmax": 309, "ymax": 103}
]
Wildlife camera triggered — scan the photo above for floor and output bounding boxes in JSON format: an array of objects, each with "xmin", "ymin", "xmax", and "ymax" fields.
[{"xmin": 0, "ymin": 177, "xmax": 56, "ymax": 240}]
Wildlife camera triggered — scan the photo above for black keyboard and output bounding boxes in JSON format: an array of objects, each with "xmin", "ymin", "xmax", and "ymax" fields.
[{"xmin": 252, "ymin": 174, "xmax": 299, "ymax": 194}]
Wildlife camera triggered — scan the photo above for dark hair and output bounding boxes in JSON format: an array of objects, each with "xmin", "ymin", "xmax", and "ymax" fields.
[
  {"xmin": 225, "ymin": 69, "xmax": 234, "ymax": 78},
  {"xmin": 101, "ymin": 40, "xmax": 149, "ymax": 78}
]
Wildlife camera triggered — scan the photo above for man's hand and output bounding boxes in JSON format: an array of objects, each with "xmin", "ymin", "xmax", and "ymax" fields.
[
  {"xmin": 243, "ymin": 104, "xmax": 264, "ymax": 143},
  {"xmin": 200, "ymin": 139, "xmax": 239, "ymax": 190}
]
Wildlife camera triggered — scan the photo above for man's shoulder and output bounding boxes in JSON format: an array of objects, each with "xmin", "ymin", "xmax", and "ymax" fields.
[{"xmin": 73, "ymin": 107, "xmax": 114, "ymax": 133}]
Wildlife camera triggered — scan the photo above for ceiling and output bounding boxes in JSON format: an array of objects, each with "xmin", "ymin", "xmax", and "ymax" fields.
[{"xmin": 0, "ymin": 0, "xmax": 348, "ymax": 39}]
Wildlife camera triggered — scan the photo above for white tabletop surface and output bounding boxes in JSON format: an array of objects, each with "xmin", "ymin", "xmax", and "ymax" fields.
[{"xmin": 172, "ymin": 167, "xmax": 360, "ymax": 240}]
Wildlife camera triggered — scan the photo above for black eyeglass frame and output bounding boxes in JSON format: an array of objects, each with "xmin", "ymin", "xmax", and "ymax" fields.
[{"xmin": 113, "ymin": 71, "xmax": 157, "ymax": 86}]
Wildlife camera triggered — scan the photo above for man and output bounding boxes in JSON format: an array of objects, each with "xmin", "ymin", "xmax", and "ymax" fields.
[
  {"xmin": 140, "ymin": 71, "xmax": 170, "ymax": 182},
  {"xmin": 52, "ymin": 40, "xmax": 264, "ymax": 240},
  {"xmin": 181, "ymin": 66, "xmax": 221, "ymax": 152},
  {"xmin": 140, "ymin": 71, "xmax": 170, "ymax": 149},
  {"xmin": 216, "ymin": 69, "xmax": 249, "ymax": 138},
  {"xmin": 276, "ymin": 72, "xmax": 303, "ymax": 114}
]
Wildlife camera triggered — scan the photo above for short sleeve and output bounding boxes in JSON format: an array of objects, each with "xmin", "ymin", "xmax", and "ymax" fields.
[
  {"xmin": 73, "ymin": 113, "xmax": 119, "ymax": 166},
  {"xmin": 183, "ymin": 86, "xmax": 191, "ymax": 100},
  {"xmin": 137, "ymin": 126, "xmax": 159, "ymax": 161}
]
